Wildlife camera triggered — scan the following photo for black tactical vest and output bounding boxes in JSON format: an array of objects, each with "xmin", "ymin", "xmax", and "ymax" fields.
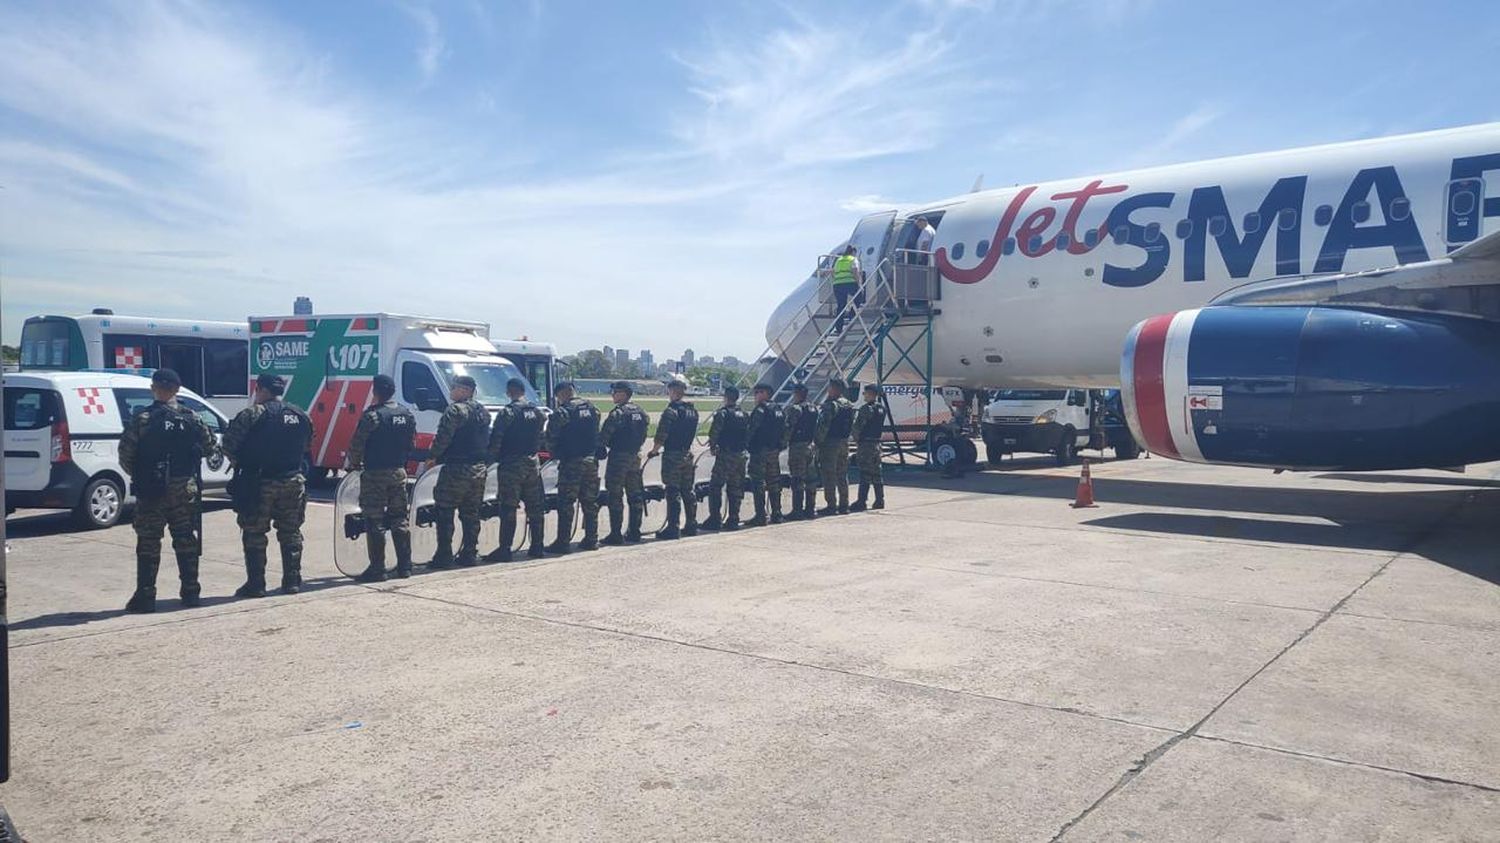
[
  {"xmin": 716, "ymin": 406, "xmax": 749, "ymax": 452},
  {"xmin": 857, "ymin": 404, "xmax": 886, "ymax": 441},
  {"xmin": 365, "ymin": 402, "xmax": 416, "ymax": 470},
  {"xmin": 135, "ymin": 403, "xmax": 202, "ymax": 495},
  {"xmin": 663, "ymin": 402, "xmax": 698, "ymax": 450},
  {"xmin": 246, "ymin": 400, "xmax": 311, "ymax": 478},
  {"xmin": 553, "ymin": 398, "xmax": 600, "ymax": 459},
  {"xmin": 445, "ymin": 400, "xmax": 491, "ymax": 464},
  {"xmin": 497, "ymin": 401, "xmax": 544, "ymax": 458},
  {"xmin": 789, "ymin": 402, "xmax": 819, "ymax": 443},
  {"xmin": 609, "ymin": 403, "xmax": 649, "ymax": 452},
  {"xmin": 749, "ymin": 404, "xmax": 786, "ymax": 450},
  {"xmin": 825, "ymin": 400, "xmax": 854, "ymax": 439}
]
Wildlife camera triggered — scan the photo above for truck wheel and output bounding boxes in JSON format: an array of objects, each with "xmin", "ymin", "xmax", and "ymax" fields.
[
  {"xmin": 1114, "ymin": 436, "xmax": 1141, "ymax": 461},
  {"xmin": 74, "ymin": 476, "xmax": 124, "ymax": 529},
  {"xmin": 959, "ymin": 438, "xmax": 978, "ymax": 466},
  {"xmin": 929, "ymin": 430, "xmax": 958, "ymax": 469},
  {"xmin": 1054, "ymin": 427, "xmax": 1077, "ymax": 467}
]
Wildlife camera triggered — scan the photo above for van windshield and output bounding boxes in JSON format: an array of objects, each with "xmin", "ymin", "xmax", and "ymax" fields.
[
  {"xmin": 995, "ymin": 389, "xmax": 1066, "ymax": 401},
  {"xmin": 435, "ymin": 360, "xmax": 538, "ymax": 406},
  {"xmin": 20, "ymin": 318, "xmax": 78, "ymax": 369}
]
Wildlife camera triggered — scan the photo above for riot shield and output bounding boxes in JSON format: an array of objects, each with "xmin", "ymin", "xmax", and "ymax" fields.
[
  {"xmin": 692, "ymin": 450, "xmax": 716, "ymax": 502},
  {"xmin": 332, "ymin": 471, "xmax": 387, "ymax": 579},
  {"xmin": 476, "ymin": 463, "xmax": 502, "ymax": 557},
  {"xmin": 638, "ymin": 451, "xmax": 667, "ymax": 535},
  {"xmin": 778, "ymin": 449, "xmax": 792, "ymax": 489},
  {"xmin": 408, "ymin": 465, "xmax": 442, "ymax": 566}
]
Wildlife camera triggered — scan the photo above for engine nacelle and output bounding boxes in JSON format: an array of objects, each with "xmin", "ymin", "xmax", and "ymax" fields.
[{"xmin": 1120, "ymin": 306, "xmax": 1500, "ymax": 471}]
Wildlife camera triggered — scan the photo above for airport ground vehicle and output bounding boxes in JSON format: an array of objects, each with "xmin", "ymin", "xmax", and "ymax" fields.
[
  {"xmin": 2, "ymin": 372, "xmax": 231, "ymax": 528},
  {"xmin": 982, "ymin": 388, "xmax": 1141, "ymax": 466},
  {"xmin": 19, "ymin": 311, "xmax": 251, "ymax": 417},
  {"xmin": 493, "ymin": 338, "xmax": 559, "ymax": 409},
  {"xmin": 249, "ymin": 313, "xmax": 549, "ymax": 481}
]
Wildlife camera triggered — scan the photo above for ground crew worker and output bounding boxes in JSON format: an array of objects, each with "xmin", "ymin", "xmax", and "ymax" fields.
[
  {"xmin": 647, "ymin": 376, "xmax": 699, "ymax": 540},
  {"xmin": 544, "ymin": 381, "xmax": 601, "ymax": 554},
  {"xmin": 598, "ymin": 381, "xmax": 649, "ymax": 545},
  {"xmin": 850, "ymin": 383, "xmax": 887, "ymax": 511},
  {"xmin": 484, "ymin": 377, "xmax": 546, "ymax": 561},
  {"xmin": 831, "ymin": 244, "xmax": 862, "ymax": 332},
  {"xmin": 745, "ymin": 382, "xmax": 787, "ymax": 526},
  {"xmin": 703, "ymin": 386, "xmax": 750, "ymax": 531},
  {"xmin": 815, "ymin": 377, "xmax": 855, "ymax": 515},
  {"xmin": 222, "ymin": 373, "xmax": 313, "ymax": 596},
  {"xmin": 119, "ymin": 368, "xmax": 217, "ymax": 613},
  {"xmin": 424, "ymin": 375, "xmax": 490, "ymax": 568},
  {"xmin": 347, "ymin": 374, "xmax": 416, "ymax": 582},
  {"xmin": 783, "ymin": 382, "xmax": 819, "ymax": 520}
]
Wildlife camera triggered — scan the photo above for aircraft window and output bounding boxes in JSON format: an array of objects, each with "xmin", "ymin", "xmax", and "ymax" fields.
[
  {"xmin": 1084, "ymin": 228, "xmax": 1100, "ymax": 248},
  {"xmin": 1314, "ymin": 205, "xmax": 1333, "ymax": 226},
  {"xmin": 1112, "ymin": 226, "xmax": 1129, "ymax": 245},
  {"xmin": 1144, "ymin": 222, "xmax": 1162, "ymax": 244},
  {"xmin": 1278, "ymin": 209, "xmax": 1298, "ymax": 231},
  {"xmin": 1389, "ymin": 196, "xmax": 1412, "ymax": 221},
  {"xmin": 1027, "ymin": 235, "xmax": 1042, "ymax": 252},
  {"xmin": 1055, "ymin": 232, "xmax": 1071, "ymax": 250},
  {"xmin": 1002, "ymin": 238, "xmax": 1016, "ymax": 255},
  {"xmin": 1451, "ymin": 189, "xmax": 1477, "ymax": 216},
  {"xmin": 866, "ymin": 246, "xmax": 875, "ymax": 255},
  {"xmin": 1208, "ymin": 216, "xmax": 1227, "ymax": 237},
  {"xmin": 1243, "ymin": 212, "xmax": 1261, "ymax": 234},
  {"xmin": 1175, "ymin": 219, "xmax": 1193, "ymax": 239},
  {"xmin": 952, "ymin": 242, "xmax": 966, "ymax": 260},
  {"xmin": 1351, "ymin": 201, "xmax": 1371, "ymax": 223},
  {"xmin": 976, "ymin": 239, "xmax": 990, "ymax": 258}
]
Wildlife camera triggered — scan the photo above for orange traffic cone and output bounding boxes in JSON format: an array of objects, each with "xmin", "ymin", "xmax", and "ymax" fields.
[{"xmin": 1070, "ymin": 458, "xmax": 1098, "ymax": 508}]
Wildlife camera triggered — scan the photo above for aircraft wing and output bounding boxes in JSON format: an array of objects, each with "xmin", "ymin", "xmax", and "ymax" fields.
[{"xmin": 1211, "ymin": 228, "xmax": 1500, "ymax": 321}]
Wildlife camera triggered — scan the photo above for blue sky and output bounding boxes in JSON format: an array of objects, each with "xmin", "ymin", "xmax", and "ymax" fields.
[{"xmin": 2, "ymin": 0, "xmax": 1497, "ymax": 360}]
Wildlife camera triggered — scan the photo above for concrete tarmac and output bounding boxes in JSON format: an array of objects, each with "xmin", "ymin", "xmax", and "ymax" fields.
[{"xmin": 2, "ymin": 454, "xmax": 1497, "ymax": 841}]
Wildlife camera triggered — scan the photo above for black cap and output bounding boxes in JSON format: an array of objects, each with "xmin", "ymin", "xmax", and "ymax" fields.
[
  {"xmin": 791, "ymin": 382, "xmax": 808, "ymax": 394},
  {"xmin": 829, "ymin": 378, "xmax": 847, "ymax": 391},
  {"xmin": 863, "ymin": 383, "xmax": 881, "ymax": 395},
  {"xmin": 610, "ymin": 380, "xmax": 633, "ymax": 394},
  {"xmin": 554, "ymin": 381, "xmax": 576, "ymax": 395},
  {"xmin": 723, "ymin": 385, "xmax": 739, "ymax": 401},
  {"xmin": 256, "ymin": 373, "xmax": 286, "ymax": 395},
  {"xmin": 753, "ymin": 382, "xmax": 773, "ymax": 394},
  {"xmin": 372, "ymin": 373, "xmax": 396, "ymax": 395},
  {"xmin": 151, "ymin": 368, "xmax": 181, "ymax": 387},
  {"xmin": 506, "ymin": 377, "xmax": 527, "ymax": 393},
  {"xmin": 452, "ymin": 375, "xmax": 477, "ymax": 389}
]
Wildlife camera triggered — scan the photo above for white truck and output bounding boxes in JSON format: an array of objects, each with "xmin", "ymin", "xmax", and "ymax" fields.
[
  {"xmin": 981, "ymin": 388, "xmax": 1141, "ymax": 466},
  {"xmin": 249, "ymin": 313, "xmax": 549, "ymax": 480}
]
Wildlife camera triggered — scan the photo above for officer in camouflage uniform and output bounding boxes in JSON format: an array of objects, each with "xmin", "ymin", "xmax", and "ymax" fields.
[
  {"xmin": 485, "ymin": 378, "xmax": 546, "ymax": 562},
  {"xmin": 815, "ymin": 377, "xmax": 856, "ymax": 515},
  {"xmin": 119, "ymin": 368, "xmax": 218, "ymax": 613},
  {"xmin": 544, "ymin": 381, "xmax": 601, "ymax": 554},
  {"xmin": 598, "ymin": 381, "xmax": 649, "ymax": 545},
  {"xmin": 347, "ymin": 374, "xmax": 416, "ymax": 582},
  {"xmin": 744, "ymin": 383, "xmax": 787, "ymax": 527},
  {"xmin": 647, "ymin": 376, "xmax": 699, "ymax": 540},
  {"xmin": 783, "ymin": 382, "xmax": 819, "ymax": 521},
  {"xmin": 424, "ymin": 375, "xmax": 491, "ymax": 568},
  {"xmin": 702, "ymin": 386, "xmax": 750, "ymax": 531},
  {"xmin": 223, "ymin": 373, "xmax": 314, "ymax": 596},
  {"xmin": 850, "ymin": 383, "xmax": 887, "ymax": 512}
]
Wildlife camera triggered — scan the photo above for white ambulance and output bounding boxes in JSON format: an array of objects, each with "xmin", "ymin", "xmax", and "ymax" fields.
[
  {"xmin": 3, "ymin": 371, "xmax": 232, "ymax": 528},
  {"xmin": 248, "ymin": 313, "xmax": 547, "ymax": 481}
]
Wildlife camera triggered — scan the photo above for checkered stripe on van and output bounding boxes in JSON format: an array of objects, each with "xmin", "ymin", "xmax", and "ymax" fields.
[
  {"xmin": 114, "ymin": 346, "xmax": 144, "ymax": 369},
  {"xmin": 76, "ymin": 388, "xmax": 107, "ymax": 415}
]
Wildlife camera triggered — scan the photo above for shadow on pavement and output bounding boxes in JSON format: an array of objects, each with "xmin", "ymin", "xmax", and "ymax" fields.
[
  {"xmin": 11, "ymin": 574, "xmax": 360, "ymax": 633},
  {"xmin": 5, "ymin": 501, "xmax": 240, "ymax": 539}
]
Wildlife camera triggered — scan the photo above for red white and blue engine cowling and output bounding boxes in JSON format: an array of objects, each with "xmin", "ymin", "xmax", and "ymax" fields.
[{"xmin": 1120, "ymin": 305, "xmax": 1500, "ymax": 471}]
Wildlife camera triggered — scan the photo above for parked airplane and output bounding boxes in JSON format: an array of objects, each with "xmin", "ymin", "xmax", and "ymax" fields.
[{"xmin": 765, "ymin": 123, "xmax": 1500, "ymax": 470}]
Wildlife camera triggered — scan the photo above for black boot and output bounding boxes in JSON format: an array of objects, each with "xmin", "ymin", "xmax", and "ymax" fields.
[
  {"xmin": 125, "ymin": 555, "xmax": 159, "ymax": 613},
  {"xmin": 579, "ymin": 508, "xmax": 599, "ymax": 551},
  {"xmin": 392, "ymin": 529, "xmax": 413, "ymax": 578},
  {"xmin": 358, "ymin": 531, "xmax": 388, "ymax": 582},
  {"xmin": 817, "ymin": 486, "xmax": 838, "ymax": 516},
  {"xmin": 850, "ymin": 481, "xmax": 869, "ymax": 512},
  {"xmin": 486, "ymin": 513, "xmax": 517, "ymax": 562},
  {"xmin": 837, "ymin": 482, "xmax": 850, "ymax": 515},
  {"xmin": 725, "ymin": 493, "xmax": 742, "ymax": 531},
  {"xmin": 177, "ymin": 554, "xmax": 201, "ymax": 607},
  {"xmin": 280, "ymin": 545, "xmax": 303, "ymax": 594},
  {"xmin": 785, "ymin": 482, "xmax": 804, "ymax": 521},
  {"xmin": 769, "ymin": 487, "xmax": 784, "ymax": 524},
  {"xmin": 805, "ymin": 487, "xmax": 818, "ymax": 519},
  {"xmin": 547, "ymin": 508, "xmax": 573, "ymax": 555},
  {"xmin": 700, "ymin": 489, "xmax": 723, "ymax": 532},
  {"xmin": 745, "ymin": 489, "xmax": 768, "ymax": 527},
  {"xmin": 601, "ymin": 504, "xmax": 625, "ymax": 546},
  {"xmin": 235, "ymin": 546, "xmax": 267, "ymax": 598},
  {"xmin": 455, "ymin": 519, "xmax": 480, "ymax": 567},
  {"xmin": 428, "ymin": 511, "xmax": 456, "ymax": 569},
  {"xmin": 625, "ymin": 504, "xmax": 643, "ymax": 544},
  {"xmin": 872, "ymin": 483, "xmax": 885, "ymax": 510},
  {"xmin": 681, "ymin": 490, "xmax": 699, "ymax": 536},
  {"xmin": 656, "ymin": 494, "xmax": 681, "ymax": 540},
  {"xmin": 528, "ymin": 520, "xmax": 547, "ymax": 559}
]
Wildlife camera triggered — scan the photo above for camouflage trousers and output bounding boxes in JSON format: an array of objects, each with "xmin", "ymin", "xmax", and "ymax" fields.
[
  {"xmin": 787, "ymin": 441, "xmax": 817, "ymax": 486},
  {"xmin": 238, "ymin": 476, "xmax": 307, "ymax": 552},
  {"xmin": 604, "ymin": 451, "xmax": 644, "ymax": 509},
  {"xmin": 134, "ymin": 478, "xmax": 200, "ymax": 563},
  {"xmin": 711, "ymin": 450, "xmax": 747, "ymax": 499},
  {"xmin": 747, "ymin": 448, "xmax": 782, "ymax": 493},
  {"xmin": 818, "ymin": 440, "xmax": 850, "ymax": 499},
  {"xmin": 358, "ymin": 468, "xmax": 409, "ymax": 537},
  {"xmin": 661, "ymin": 449, "xmax": 695, "ymax": 510},
  {"xmin": 434, "ymin": 461, "xmax": 487, "ymax": 526},
  {"xmin": 555, "ymin": 456, "xmax": 600, "ymax": 520},
  {"xmin": 855, "ymin": 440, "xmax": 883, "ymax": 483},
  {"xmin": 497, "ymin": 455, "xmax": 546, "ymax": 526}
]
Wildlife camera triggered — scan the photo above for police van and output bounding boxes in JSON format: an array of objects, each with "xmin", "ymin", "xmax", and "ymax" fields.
[{"xmin": 3, "ymin": 371, "xmax": 231, "ymax": 529}]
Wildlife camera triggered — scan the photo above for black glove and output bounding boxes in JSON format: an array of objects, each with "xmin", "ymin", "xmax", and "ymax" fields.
[{"xmin": 595, "ymin": 445, "xmax": 609, "ymax": 461}]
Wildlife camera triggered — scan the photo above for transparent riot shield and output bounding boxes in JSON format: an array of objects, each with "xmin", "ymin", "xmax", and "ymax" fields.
[
  {"xmin": 333, "ymin": 471, "xmax": 385, "ymax": 579},
  {"xmin": 476, "ymin": 463, "xmax": 502, "ymax": 558},
  {"xmin": 408, "ymin": 465, "xmax": 442, "ymax": 566},
  {"xmin": 639, "ymin": 451, "xmax": 667, "ymax": 535},
  {"xmin": 540, "ymin": 459, "xmax": 576, "ymax": 548},
  {"xmin": 778, "ymin": 449, "xmax": 793, "ymax": 490}
]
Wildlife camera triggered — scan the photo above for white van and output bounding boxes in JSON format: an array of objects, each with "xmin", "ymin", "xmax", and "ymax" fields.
[{"xmin": 4, "ymin": 372, "xmax": 232, "ymax": 529}]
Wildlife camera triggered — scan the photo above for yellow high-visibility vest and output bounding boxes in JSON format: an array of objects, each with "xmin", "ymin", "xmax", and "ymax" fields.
[{"xmin": 832, "ymin": 255, "xmax": 858, "ymax": 287}]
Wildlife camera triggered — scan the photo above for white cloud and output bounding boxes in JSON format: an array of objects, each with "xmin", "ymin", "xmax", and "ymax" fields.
[{"xmin": 399, "ymin": 1, "xmax": 446, "ymax": 85}]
